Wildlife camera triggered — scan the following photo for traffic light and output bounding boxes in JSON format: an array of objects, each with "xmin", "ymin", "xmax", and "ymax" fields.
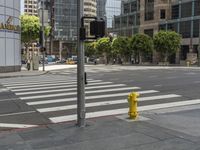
[{"xmin": 90, "ymin": 19, "xmax": 105, "ymax": 38}]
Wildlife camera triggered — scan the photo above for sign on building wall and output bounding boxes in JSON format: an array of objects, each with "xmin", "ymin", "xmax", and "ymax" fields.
[{"xmin": 0, "ymin": 16, "xmax": 20, "ymax": 33}]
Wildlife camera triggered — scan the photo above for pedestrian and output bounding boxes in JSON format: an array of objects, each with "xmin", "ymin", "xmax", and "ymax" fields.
[
  {"xmin": 27, "ymin": 59, "xmax": 30, "ymax": 71},
  {"xmin": 131, "ymin": 58, "xmax": 134, "ymax": 64},
  {"xmin": 113, "ymin": 58, "xmax": 116, "ymax": 65}
]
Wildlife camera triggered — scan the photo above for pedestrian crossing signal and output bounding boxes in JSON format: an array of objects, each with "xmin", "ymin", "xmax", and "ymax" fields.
[{"xmin": 90, "ymin": 19, "xmax": 105, "ymax": 38}]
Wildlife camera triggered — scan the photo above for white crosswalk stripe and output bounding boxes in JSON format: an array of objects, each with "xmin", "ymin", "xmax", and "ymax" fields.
[
  {"xmin": 50, "ymin": 99, "xmax": 200, "ymax": 123},
  {"xmin": 11, "ymin": 81, "xmax": 113, "ymax": 92},
  {"xmin": 2, "ymin": 76, "xmax": 198, "ymax": 125},
  {"xmin": 5, "ymin": 80, "xmax": 102, "ymax": 89},
  {"xmin": 37, "ymin": 94, "xmax": 181, "ymax": 113},
  {"xmin": 15, "ymin": 84, "xmax": 127, "ymax": 95}
]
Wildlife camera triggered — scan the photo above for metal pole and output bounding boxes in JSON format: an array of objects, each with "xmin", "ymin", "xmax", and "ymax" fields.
[
  {"xmin": 198, "ymin": 19, "xmax": 200, "ymax": 66},
  {"xmin": 77, "ymin": 0, "xmax": 86, "ymax": 127},
  {"xmin": 42, "ymin": 0, "xmax": 45, "ymax": 71}
]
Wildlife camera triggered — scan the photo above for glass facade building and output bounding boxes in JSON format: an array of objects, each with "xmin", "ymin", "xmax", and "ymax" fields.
[
  {"xmin": 106, "ymin": 0, "xmax": 121, "ymax": 28},
  {"xmin": 114, "ymin": 0, "xmax": 200, "ymax": 63},
  {"xmin": 0, "ymin": 0, "xmax": 21, "ymax": 72},
  {"xmin": 53, "ymin": 0, "xmax": 77, "ymax": 42},
  {"xmin": 97, "ymin": 0, "xmax": 107, "ymax": 19}
]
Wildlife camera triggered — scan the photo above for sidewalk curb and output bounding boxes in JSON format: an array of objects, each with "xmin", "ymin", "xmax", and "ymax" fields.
[{"xmin": 0, "ymin": 71, "xmax": 49, "ymax": 79}]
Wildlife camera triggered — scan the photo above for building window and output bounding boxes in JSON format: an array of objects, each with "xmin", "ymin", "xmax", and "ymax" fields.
[
  {"xmin": 136, "ymin": 13, "xmax": 140, "ymax": 25},
  {"xmin": 160, "ymin": 9, "xmax": 166, "ymax": 19},
  {"xmin": 159, "ymin": 24, "xmax": 166, "ymax": 30},
  {"xmin": 145, "ymin": 0, "xmax": 154, "ymax": 21},
  {"xmin": 180, "ymin": 21, "xmax": 191, "ymax": 38},
  {"xmin": 181, "ymin": 2, "xmax": 192, "ymax": 18},
  {"xmin": 128, "ymin": 15, "xmax": 135, "ymax": 26},
  {"xmin": 144, "ymin": 29, "xmax": 153, "ymax": 37},
  {"xmin": 171, "ymin": 5, "xmax": 179, "ymax": 19},
  {"xmin": 122, "ymin": 16, "xmax": 128, "ymax": 27},
  {"xmin": 193, "ymin": 20, "xmax": 199, "ymax": 38},
  {"xmin": 167, "ymin": 23, "xmax": 178, "ymax": 32},
  {"xmin": 124, "ymin": 3, "xmax": 130, "ymax": 14},
  {"xmin": 131, "ymin": 1, "xmax": 137, "ymax": 12},
  {"xmin": 114, "ymin": 17, "xmax": 120, "ymax": 28},
  {"xmin": 194, "ymin": 0, "xmax": 200, "ymax": 16}
]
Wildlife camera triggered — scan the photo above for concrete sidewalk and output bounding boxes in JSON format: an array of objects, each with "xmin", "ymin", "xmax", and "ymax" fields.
[
  {"xmin": 1, "ymin": 106, "xmax": 200, "ymax": 150},
  {"xmin": 0, "ymin": 65, "xmax": 76, "ymax": 78}
]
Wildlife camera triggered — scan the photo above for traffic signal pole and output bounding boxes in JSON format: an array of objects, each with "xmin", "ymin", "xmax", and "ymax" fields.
[
  {"xmin": 198, "ymin": 19, "xmax": 200, "ymax": 67},
  {"xmin": 42, "ymin": 0, "xmax": 45, "ymax": 71},
  {"xmin": 77, "ymin": 0, "xmax": 86, "ymax": 127}
]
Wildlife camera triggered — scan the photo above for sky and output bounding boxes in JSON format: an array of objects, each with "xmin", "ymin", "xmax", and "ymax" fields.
[{"xmin": 21, "ymin": 0, "xmax": 24, "ymax": 14}]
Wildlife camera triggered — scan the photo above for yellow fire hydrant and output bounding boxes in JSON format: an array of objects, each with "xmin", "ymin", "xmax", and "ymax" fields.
[{"xmin": 128, "ymin": 92, "xmax": 140, "ymax": 120}]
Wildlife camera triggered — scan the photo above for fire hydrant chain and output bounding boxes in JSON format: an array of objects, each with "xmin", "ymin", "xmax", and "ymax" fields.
[{"xmin": 128, "ymin": 92, "xmax": 140, "ymax": 120}]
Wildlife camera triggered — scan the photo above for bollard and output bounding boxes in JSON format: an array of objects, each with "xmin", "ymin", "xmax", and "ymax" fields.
[
  {"xmin": 128, "ymin": 92, "xmax": 140, "ymax": 120},
  {"xmin": 186, "ymin": 61, "xmax": 190, "ymax": 67}
]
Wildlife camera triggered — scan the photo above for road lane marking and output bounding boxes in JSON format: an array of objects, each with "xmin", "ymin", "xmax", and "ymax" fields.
[
  {"xmin": 37, "ymin": 94, "xmax": 181, "ymax": 113},
  {"xmin": 154, "ymin": 84, "xmax": 162, "ymax": 87},
  {"xmin": 6, "ymin": 80, "xmax": 102, "ymax": 89},
  {"xmin": 50, "ymin": 99, "xmax": 200, "ymax": 123},
  {"xmin": 20, "ymin": 87, "xmax": 141, "ymax": 100},
  {"xmin": 15, "ymin": 84, "xmax": 127, "ymax": 95},
  {"xmin": 0, "ymin": 123, "xmax": 38, "ymax": 128},
  {"xmin": 11, "ymin": 81, "xmax": 113, "ymax": 92},
  {"xmin": 27, "ymin": 90, "xmax": 158, "ymax": 105}
]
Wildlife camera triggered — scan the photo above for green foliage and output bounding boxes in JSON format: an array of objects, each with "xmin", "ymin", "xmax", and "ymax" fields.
[
  {"xmin": 20, "ymin": 15, "xmax": 41, "ymax": 44},
  {"xmin": 96, "ymin": 37, "xmax": 112, "ymax": 55},
  {"xmin": 130, "ymin": 33, "xmax": 153, "ymax": 62},
  {"xmin": 154, "ymin": 31, "xmax": 181, "ymax": 61},
  {"xmin": 44, "ymin": 25, "xmax": 51, "ymax": 38},
  {"xmin": 85, "ymin": 42, "xmax": 97, "ymax": 57},
  {"xmin": 130, "ymin": 33, "xmax": 153, "ymax": 55},
  {"xmin": 112, "ymin": 37, "xmax": 131, "ymax": 58}
]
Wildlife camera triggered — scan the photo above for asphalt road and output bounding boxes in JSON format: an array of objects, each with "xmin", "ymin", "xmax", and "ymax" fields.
[{"xmin": 0, "ymin": 65, "xmax": 200, "ymax": 131}]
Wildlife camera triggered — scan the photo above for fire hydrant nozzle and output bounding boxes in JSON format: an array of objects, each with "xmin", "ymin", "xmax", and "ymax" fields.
[{"xmin": 128, "ymin": 92, "xmax": 140, "ymax": 120}]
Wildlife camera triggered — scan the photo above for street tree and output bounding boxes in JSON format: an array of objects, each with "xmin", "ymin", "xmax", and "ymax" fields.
[
  {"xmin": 85, "ymin": 42, "xmax": 97, "ymax": 57},
  {"xmin": 130, "ymin": 33, "xmax": 153, "ymax": 63},
  {"xmin": 112, "ymin": 37, "xmax": 131, "ymax": 63},
  {"xmin": 96, "ymin": 37, "xmax": 112, "ymax": 64},
  {"xmin": 21, "ymin": 15, "xmax": 41, "ymax": 52},
  {"xmin": 154, "ymin": 31, "xmax": 181, "ymax": 62}
]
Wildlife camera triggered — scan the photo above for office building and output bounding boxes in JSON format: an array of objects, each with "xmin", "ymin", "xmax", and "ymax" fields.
[
  {"xmin": 24, "ymin": 0, "xmax": 38, "ymax": 16},
  {"xmin": 106, "ymin": 0, "xmax": 121, "ymax": 28},
  {"xmin": 97, "ymin": 0, "xmax": 107, "ymax": 19},
  {"xmin": 39, "ymin": 0, "xmax": 97, "ymax": 58},
  {"xmin": 114, "ymin": 0, "xmax": 200, "ymax": 63},
  {"xmin": 0, "ymin": 0, "xmax": 21, "ymax": 72}
]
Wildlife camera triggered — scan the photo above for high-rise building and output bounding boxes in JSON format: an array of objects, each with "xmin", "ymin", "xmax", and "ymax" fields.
[
  {"xmin": 113, "ymin": 0, "xmax": 200, "ymax": 64},
  {"xmin": 84, "ymin": 0, "xmax": 97, "ymax": 36},
  {"xmin": 106, "ymin": 0, "xmax": 121, "ymax": 28},
  {"xmin": 24, "ymin": 0, "xmax": 38, "ymax": 16},
  {"xmin": 97, "ymin": 0, "xmax": 107, "ymax": 19},
  {"xmin": 38, "ymin": 0, "xmax": 97, "ymax": 58}
]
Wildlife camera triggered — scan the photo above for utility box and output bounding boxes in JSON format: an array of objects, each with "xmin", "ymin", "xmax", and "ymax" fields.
[{"xmin": 33, "ymin": 55, "xmax": 39, "ymax": 70}]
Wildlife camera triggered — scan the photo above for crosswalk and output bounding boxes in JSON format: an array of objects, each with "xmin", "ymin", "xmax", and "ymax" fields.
[
  {"xmin": 1, "ymin": 75, "xmax": 199, "ymax": 125},
  {"xmin": 49, "ymin": 66, "xmax": 147, "ymax": 75}
]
